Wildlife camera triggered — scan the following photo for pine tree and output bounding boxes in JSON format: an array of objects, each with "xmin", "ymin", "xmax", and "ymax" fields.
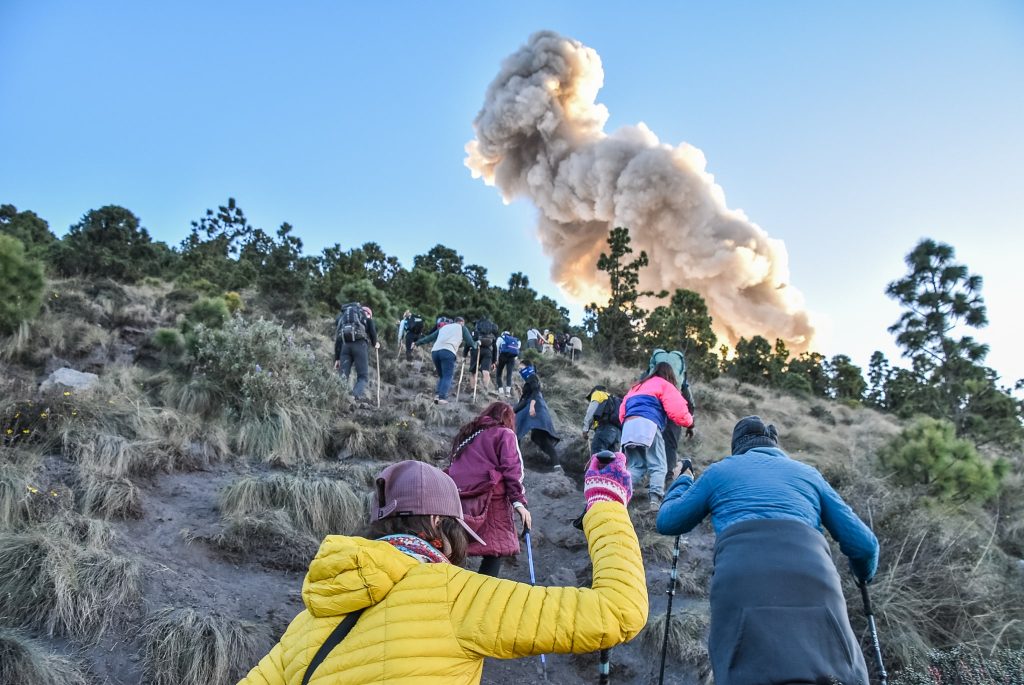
[
  {"xmin": 0, "ymin": 235, "xmax": 45, "ymax": 334},
  {"xmin": 644, "ymin": 289, "xmax": 719, "ymax": 379}
]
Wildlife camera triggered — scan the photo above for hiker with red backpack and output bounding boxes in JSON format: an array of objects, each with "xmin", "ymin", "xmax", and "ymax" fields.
[
  {"xmin": 582, "ymin": 385, "xmax": 622, "ymax": 454},
  {"xmin": 494, "ymin": 330, "xmax": 520, "ymax": 397},
  {"xmin": 333, "ymin": 303, "xmax": 379, "ymax": 401},
  {"xmin": 445, "ymin": 402, "xmax": 531, "ymax": 578},
  {"xmin": 619, "ymin": 362, "xmax": 693, "ymax": 511},
  {"xmin": 414, "ymin": 316, "xmax": 477, "ymax": 404}
]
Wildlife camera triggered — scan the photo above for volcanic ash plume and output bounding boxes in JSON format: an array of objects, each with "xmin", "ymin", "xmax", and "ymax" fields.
[{"xmin": 465, "ymin": 30, "xmax": 814, "ymax": 350}]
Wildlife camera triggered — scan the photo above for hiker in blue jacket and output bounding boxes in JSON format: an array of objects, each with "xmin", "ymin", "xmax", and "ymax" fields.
[{"xmin": 656, "ymin": 416, "xmax": 878, "ymax": 685}]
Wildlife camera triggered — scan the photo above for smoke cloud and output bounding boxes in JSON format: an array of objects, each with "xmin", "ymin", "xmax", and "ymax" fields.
[{"xmin": 465, "ymin": 30, "xmax": 814, "ymax": 351}]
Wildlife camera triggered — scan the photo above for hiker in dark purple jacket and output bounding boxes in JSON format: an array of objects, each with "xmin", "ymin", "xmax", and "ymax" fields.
[{"xmin": 446, "ymin": 402, "xmax": 531, "ymax": 577}]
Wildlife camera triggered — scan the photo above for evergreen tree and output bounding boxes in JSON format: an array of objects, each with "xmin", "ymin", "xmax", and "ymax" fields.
[
  {"xmin": 786, "ymin": 351, "xmax": 830, "ymax": 397},
  {"xmin": 827, "ymin": 354, "xmax": 867, "ymax": 401},
  {"xmin": 727, "ymin": 336, "xmax": 774, "ymax": 385},
  {"xmin": 53, "ymin": 206, "xmax": 169, "ymax": 282},
  {"xmin": 0, "ymin": 235, "xmax": 45, "ymax": 334},
  {"xmin": 179, "ymin": 198, "xmax": 258, "ymax": 290},
  {"xmin": 0, "ymin": 204, "xmax": 55, "ymax": 259},
  {"xmin": 644, "ymin": 288, "xmax": 719, "ymax": 379},
  {"xmin": 865, "ymin": 351, "xmax": 890, "ymax": 408}
]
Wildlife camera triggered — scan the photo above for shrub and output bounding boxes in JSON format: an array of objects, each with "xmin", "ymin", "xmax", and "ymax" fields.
[
  {"xmin": 891, "ymin": 646, "xmax": 1024, "ymax": 685},
  {"xmin": 0, "ymin": 628, "xmax": 90, "ymax": 685},
  {"xmin": 219, "ymin": 472, "xmax": 364, "ymax": 538},
  {"xmin": 0, "ymin": 235, "xmax": 45, "ymax": 335},
  {"xmin": 152, "ymin": 327, "xmax": 185, "ymax": 355},
  {"xmin": 879, "ymin": 417, "xmax": 1006, "ymax": 503},
  {"xmin": 224, "ymin": 291, "xmax": 244, "ymax": 314},
  {"xmin": 142, "ymin": 607, "xmax": 267, "ymax": 685},
  {"xmin": 0, "ymin": 516, "xmax": 142, "ymax": 639},
  {"xmin": 185, "ymin": 296, "xmax": 229, "ymax": 331},
  {"xmin": 188, "ymin": 317, "xmax": 344, "ymax": 463}
]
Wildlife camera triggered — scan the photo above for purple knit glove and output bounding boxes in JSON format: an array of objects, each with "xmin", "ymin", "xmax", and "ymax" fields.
[{"xmin": 584, "ymin": 452, "xmax": 633, "ymax": 509}]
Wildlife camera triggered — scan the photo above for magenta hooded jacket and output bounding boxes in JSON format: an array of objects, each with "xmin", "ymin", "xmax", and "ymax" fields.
[{"xmin": 445, "ymin": 425, "xmax": 528, "ymax": 557}]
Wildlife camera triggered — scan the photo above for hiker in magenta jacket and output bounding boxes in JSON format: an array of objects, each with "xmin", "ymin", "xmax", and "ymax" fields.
[
  {"xmin": 446, "ymin": 402, "xmax": 532, "ymax": 577},
  {"xmin": 619, "ymin": 361, "xmax": 693, "ymax": 510}
]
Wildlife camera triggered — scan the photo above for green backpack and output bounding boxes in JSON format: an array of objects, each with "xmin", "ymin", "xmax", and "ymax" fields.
[{"xmin": 648, "ymin": 349, "xmax": 687, "ymax": 389}]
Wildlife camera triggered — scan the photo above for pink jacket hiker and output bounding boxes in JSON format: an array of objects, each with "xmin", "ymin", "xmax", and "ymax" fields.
[
  {"xmin": 445, "ymin": 425, "xmax": 527, "ymax": 557},
  {"xmin": 619, "ymin": 375, "xmax": 693, "ymax": 429}
]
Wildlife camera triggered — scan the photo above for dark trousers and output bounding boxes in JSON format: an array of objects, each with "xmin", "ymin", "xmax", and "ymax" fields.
[
  {"xmin": 432, "ymin": 349, "xmax": 457, "ymax": 399},
  {"xmin": 403, "ymin": 332, "xmax": 417, "ymax": 361},
  {"xmin": 663, "ymin": 422, "xmax": 682, "ymax": 473},
  {"xmin": 478, "ymin": 556, "xmax": 504, "ymax": 577},
  {"xmin": 590, "ymin": 424, "xmax": 621, "ymax": 455},
  {"xmin": 531, "ymin": 429, "xmax": 561, "ymax": 467},
  {"xmin": 339, "ymin": 341, "xmax": 369, "ymax": 398},
  {"xmin": 496, "ymin": 353, "xmax": 517, "ymax": 388}
]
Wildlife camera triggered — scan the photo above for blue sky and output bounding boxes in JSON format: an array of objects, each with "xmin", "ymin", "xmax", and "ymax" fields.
[{"xmin": 2, "ymin": 1, "xmax": 1022, "ymax": 384}]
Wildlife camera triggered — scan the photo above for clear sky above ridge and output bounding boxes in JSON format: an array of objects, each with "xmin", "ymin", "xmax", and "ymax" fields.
[{"xmin": 2, "ymin": 1, "xmax": 1022, "ymax": 384}]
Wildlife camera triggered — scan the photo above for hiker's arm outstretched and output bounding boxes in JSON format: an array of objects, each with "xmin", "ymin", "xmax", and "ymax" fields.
[
  {"xmin": 450, "ymin": 501, "xmax": 647, "ymax": 657},
  {"xmin": 656, "ymin": 468, "xmax": 712, "ymax": 535},
  {"xmin": 415, "ymin": 329, "xmax": 439, "ymax": 346},
  {"xmin": 818, "ymin": 475, "xmax": 879, "ymax": 582}
]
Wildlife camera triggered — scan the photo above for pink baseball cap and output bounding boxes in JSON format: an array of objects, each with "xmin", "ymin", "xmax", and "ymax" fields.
[{"xmin": 372, "ymin": 461, "xmax": 485, "ymax": 546}]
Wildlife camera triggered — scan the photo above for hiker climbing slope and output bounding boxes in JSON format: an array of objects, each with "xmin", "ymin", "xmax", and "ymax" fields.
[
  {"xmin": 494, "ymin": 330, "xmax": 520, "ymax": 397},
  {"xmin": 647, "ymin": 350, "xmax": 697, "ymax": 479},
  {"xmin": 446, "ymin": 402, "xmax": 531, "ymax": 578},
  {"xmin": 582, "ymin": 385, "xmax": 622, "ymax": 454},
  {"xmin": 414, "ymin": 316, "xmax": 476, "ymax": 404},
  {"xmin": 469, "ymin": 314, "xmax": 500, "ymax": 394},
  {"xmin": 656, "ymin": 416, "xmax": 879, "ymax": 685},
  {"xmin": 334, "ymin": 303, "xmax": 379, "ymax": 401},
  {"xmin": 619, "ymin": 362, "xmax": 693, "ymax": 511},
  {"xmin": 398, "ymin": 310, "xmax": 424, "ymax": 362},
  {"xmin": 238, "ymin": 457, "xmax": 647, "ymax": 685},
  {"xmin": 513, "ymin": 358, "xmax": 563, "ymax": 472}
]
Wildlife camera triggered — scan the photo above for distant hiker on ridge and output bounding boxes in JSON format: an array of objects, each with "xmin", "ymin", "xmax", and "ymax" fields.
[
  {"xmin": 525, "ymin": 326, "xmax": 542, "ymax": 352},
  {"xmin": 334, "ymin": 303, "xmax": 378, "ymax": 402},
  {"xmin": 414, "ymin": 315, "xmax": 477, "ymax": 404},
  {"xmin": 656, "ymin": 416, "xmax": 878, "ymax": 685},
  {"xmin": 513, "ymin": 357, "xmax": 563, "ymax": 472},
  {"xmin": 445, "ymin": 402, "xmax": 531, "ymax": 578},
  {"xmin": 238, "ymin": 457, "xmax": 647, "ymax": 684},
  {"xmin": 469, "ymin": 314, "xmax": 500, "ymax": 394}
]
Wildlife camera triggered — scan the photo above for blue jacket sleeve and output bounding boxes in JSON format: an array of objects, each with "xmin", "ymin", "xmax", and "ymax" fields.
[
  {"xmin": 817, "ymin": 476, "xmax": 879, "ymax": 582},
  {"xmin": 656, "ymin": 470, "xmax": 712, "ymax": 535}
]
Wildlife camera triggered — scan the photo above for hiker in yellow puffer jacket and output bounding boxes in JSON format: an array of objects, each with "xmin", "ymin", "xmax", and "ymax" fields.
[{"xmin": 238, "ymin": 456, "xmax": 645, "ymax": 685}]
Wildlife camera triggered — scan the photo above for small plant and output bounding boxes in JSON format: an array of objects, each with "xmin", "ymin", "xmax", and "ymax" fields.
[
  {"xmin": 809, "ymin": 404, "xmax": 837, "ymax": 426},
  {"xmin": 79, "ymin": 474, "xmax": 143, "ymax": 519},
  {"xmin": 224, "ymin": 291, "xmax": 244, "ymax": 314},
  {"xmin": 142, "ymin": 607, "xmax": 266, "ymax": 685},
  {"xmin": 219, "ymin": 472, "xmax": 364, "ymax": 538},
  {"xmin": 152, "ymin": 327, "xmax": 186, "ymax": 363},
  {"xmin": 185, "ymin": 296, "xmax": 229, "ymax": 330},
  {"xmin": 638, "ymin": 607, "xmax": 711, "ymax": 681},
  {"xmin": 891, "ymin": 646, "xmax": 1024, "ymax": 685},
  {"xmin": 0, "ymin": 628, "xmax": 91, "ymax": 685}
]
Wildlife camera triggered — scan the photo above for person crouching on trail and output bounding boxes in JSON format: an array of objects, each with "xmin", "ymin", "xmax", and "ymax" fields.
[
  {"xmin": 238, "ymin": 457, "xmax": 647, "ymax": 685},
  {"xmin": 656, "ymin": 416, "xmax": 879, "ymax": 685},
  {"xmin": 334, "ymin": 305, "xmax": 379, "ymax": 401},
  {"xmin": 619, "ymin": 362, "xmax": 693, "ymax": 512},
  {"xmin": 513, "ymin": 358, "xmax": 563, "ymax": 473},
  {"xmin": 445, "ymin": 402, "xmax": 531, "ymax": 578},
  {"xmin": 414, "ymin": 316, "xmax": 477, "ymax": 404},
  {"xmin": 582, "ymin": 385, "xmax": 622, "ymax": 454}
]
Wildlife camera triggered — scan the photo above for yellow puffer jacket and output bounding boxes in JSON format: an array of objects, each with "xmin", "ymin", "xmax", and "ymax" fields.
[{"xmin": 238, "ymin": 501, "xmax": 647, "ymax": 685}]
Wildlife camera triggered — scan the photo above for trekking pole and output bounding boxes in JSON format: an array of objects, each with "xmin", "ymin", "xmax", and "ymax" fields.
[
  {"xmin": 472, "ymin": 346, "xmax": 482, "ymax": 401},
  {"xmin": 455, "ymin": 357, "xmax": 466, "ymax": 402},
  {"xmin": 858, "ymin": 580, "xmax": 888, "ymax": 685},
  {"xmin": 523, "ymin": 526, "xmax": 548, "ymax": 681},
  {"xmin": 658, "ymin": 458, "xmax": 688, "ymax": 685},
  {"xmin": 375, "ymin": 346, "xmax": 381, "ymax": 409}
]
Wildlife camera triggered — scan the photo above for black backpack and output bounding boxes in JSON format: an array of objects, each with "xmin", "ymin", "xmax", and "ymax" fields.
[
  {"xmin": 475, "ymin": 319, "xmax": 498, "ymax": 348},
  {"xmin": 595, "ymin": 395, "xmax": 623, "ymax": 429},
  {"xmin": 407, "ymin": 314, "xmax": 425, "ymax": 336},
  {"xmin": 336, "ymin": 303, "xmax": 367, "ymax": 343}
]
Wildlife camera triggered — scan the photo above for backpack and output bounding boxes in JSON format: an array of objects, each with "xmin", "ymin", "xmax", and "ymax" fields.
[
  {"xmin": 336, "ymin": 302, "xmax": 367, "ymax": 343},
  {"xmin": 407, "ymin": 315, "xmax": 424, "ymax": 336},
  {"xmin": 499, "ymin": 334, "xmax": 521, "ymax": 356},
  {"xmin": 475, "ymin": 319, "xmax": 498, "ymax": 348},
  {"xmin": 595, "ymin": 395, "xmax": 623, "ymax": 429},
  {"xmin": 648, "ymin": 349, "xmax": 687, "ymax": 388}
]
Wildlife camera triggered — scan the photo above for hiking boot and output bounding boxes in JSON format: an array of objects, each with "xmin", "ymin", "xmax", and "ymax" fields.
[
  {"xmin": 553, "ymin": 464, "xmax": 564, "ymax": 474},
  {"xmin": 435, "ymin": 398, "xmax": 449, "ymax": 405},
  {"xmin": 649, "ymin": 494, "xmax": 663, "ymax": 513}
]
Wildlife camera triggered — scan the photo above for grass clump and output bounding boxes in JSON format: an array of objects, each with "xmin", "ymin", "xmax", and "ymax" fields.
[
  {"xmin": 891, "ymin": 646, "xmax": 1024, "ymax": 685},
  {"xmin": 211, "ymin": 509, "xmax": 320, "ymax": 571},
  {"xmin": 639, "ymin": 606, "xmax": 711, "ymax": 680},
  {"xmin": 219, "ymin": 472, "xmax": 364, "ymax": 538},
  {"xmin": 142, "ymin": 607, "xmax": 266, "ymax": 685},
  {"xmin": 79, "ymin": 473, "xmax": 143, "ymax": 519},
  {"xmin": 0, "ymin": 515, "xmax": 142, "ymax": 640},
  {"xmin": 0, "ymin": 628, "xmax": 90, "ymax": 685}
]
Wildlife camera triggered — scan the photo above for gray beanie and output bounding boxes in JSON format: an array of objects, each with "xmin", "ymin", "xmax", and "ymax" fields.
[{"xmin": 731, "ymin": 416, "xmax": 779, "ymax": 455}]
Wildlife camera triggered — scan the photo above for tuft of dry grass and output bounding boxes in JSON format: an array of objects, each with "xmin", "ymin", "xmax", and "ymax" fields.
[
  {"xmin": 219, "ymin": 472, "xmax": 365, "ymax": 539},
  {"xmin": 210, "ymin": 509, "xmax": 321, "ymax": 571},
  {"xmin": 0, "ymin": 515, "xmax": 142, "ymax": 640},
  {"xmin": 142, "ymin": 607, "xmax": 267, "ymax": 685},
  {"xmin": 639, "ymin": 605, "xmax": 712, "ymax": 681},
  {"xmin": 79, "ymin": 473, "xmax": 143, "ymax": 519},
  {"xmin": 234, "ymin": 404, "xmax": 329, "ymax": 465},
  {"xmin": 0, "ymin": 628, "xmax": 91, "ymax": 685}
]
